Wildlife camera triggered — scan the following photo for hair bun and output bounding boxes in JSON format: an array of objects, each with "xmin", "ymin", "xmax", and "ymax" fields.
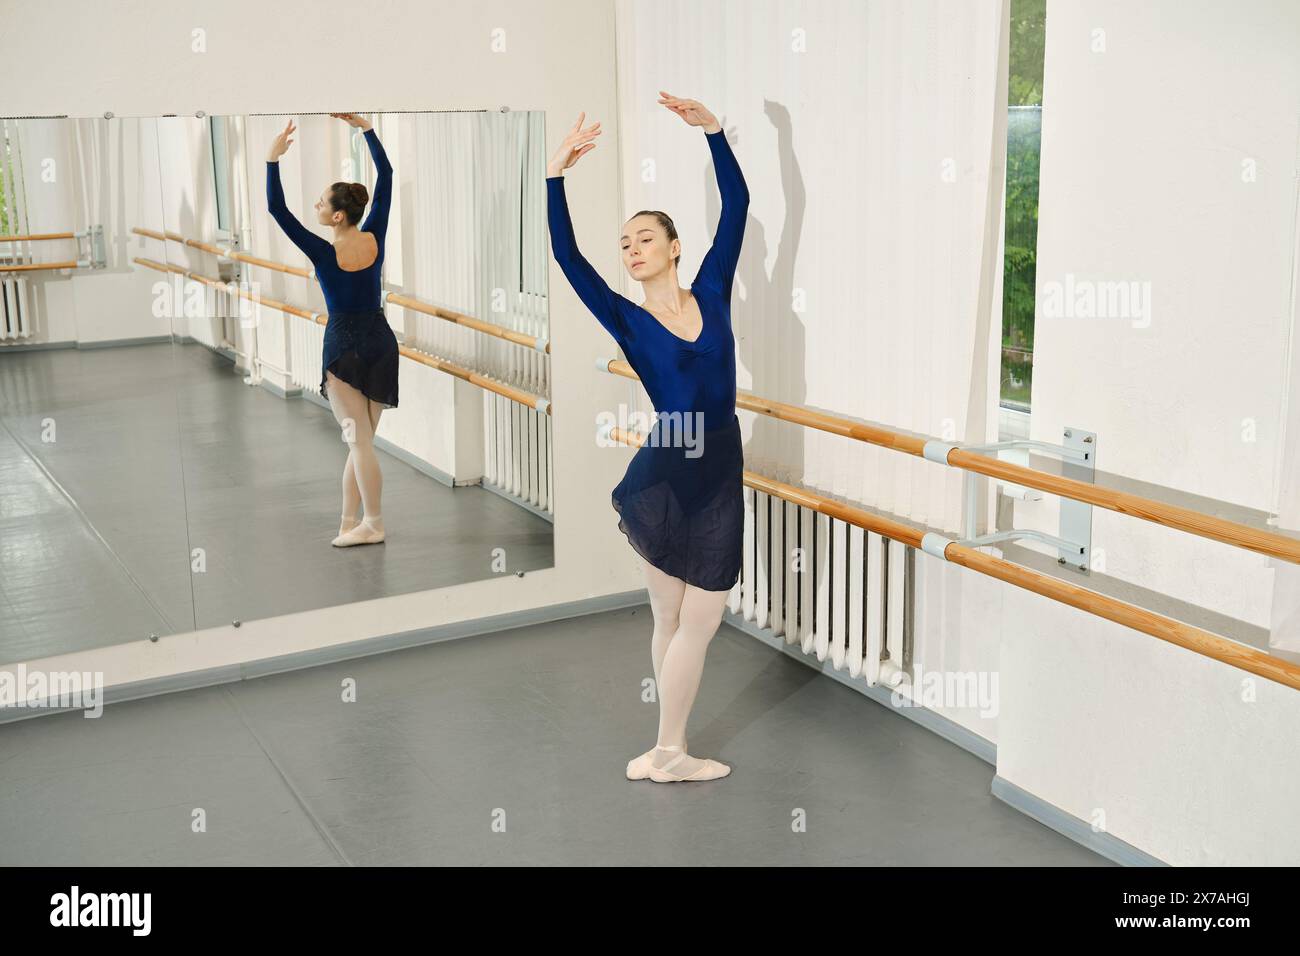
[{"xmin": 327, "ymin": 180, "xmax": 370, "ymax": 226}]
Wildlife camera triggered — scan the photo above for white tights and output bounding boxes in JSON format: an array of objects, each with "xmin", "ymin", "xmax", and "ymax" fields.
[
  {"xmin": 326, "ymin": 371, "xmax": 385, "ymax": 539},
  {"xmin": 642, "ymin": 560, "xmax": 730, "ymax": 777}
]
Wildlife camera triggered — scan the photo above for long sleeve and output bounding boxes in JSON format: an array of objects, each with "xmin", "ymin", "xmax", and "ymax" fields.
[
  {"xmin": 693, "ymin": 129, "xmax": 750, "ymax": 301},
  {"xmin": 546, "ymin": 174, "xmax": 630, "ymax": 345},
  {"xmin": 360, "ymin": 128, "xmax": 393, "ymax": 240},
  {"xmin": 266, "ymin": 160, "xmax": 331, "ymax": 263}
]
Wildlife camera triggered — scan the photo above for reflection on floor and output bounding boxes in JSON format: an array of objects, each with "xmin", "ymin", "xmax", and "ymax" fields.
[
  {"xmin": 0, "ymin": 341, "xmax": 553, "ymax": 663},
  {"xmin": 0, "ymin": 606, "xmax": 1109, "ymax": 866}
]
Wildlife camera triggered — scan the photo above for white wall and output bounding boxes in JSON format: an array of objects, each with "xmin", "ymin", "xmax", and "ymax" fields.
[
  {"xmin": 1000, "ymin": 0, "xmax": 1300, "ymax": 863},
  {"xmin": 0, "ymin": 0, "xmax": 644, "ymax": 686},
  {"xmin": 1025, "ymin": 0, "xmax": 1299, "ymax": 624}
]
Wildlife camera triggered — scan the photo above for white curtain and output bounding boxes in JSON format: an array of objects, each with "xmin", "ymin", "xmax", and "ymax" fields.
[
  {"xmin": 1269, "ymin": 170, "xmax": 1300, "ymax": 656},
  {"xmin": 614, "ymin": 0, "xmax": 1006, "ymax": 532},
  {"xmin": 408, "ymin": 110, "xmax": 549, "ymax": 396}
]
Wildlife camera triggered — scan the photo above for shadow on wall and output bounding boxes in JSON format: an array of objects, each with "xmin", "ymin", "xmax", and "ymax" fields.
[{"xmin": 732, "ymin": 99, "xmax": 808, "ymax": 489}]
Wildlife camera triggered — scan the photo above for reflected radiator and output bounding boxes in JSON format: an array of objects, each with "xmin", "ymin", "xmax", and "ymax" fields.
[
  {"xmin": 289, "ymin": 314, "xmax": 325, "ymax": 396},
  {"xmin": 483, "ymin": 391, "xmax": 552, "ymax": 515},
  {"xmin": 0, "ymin": 276, "xmax": 30, "ymax": 341},
  {"xmin": 729, "ymin": 487, "xmax": 915, "ymax": 686}
]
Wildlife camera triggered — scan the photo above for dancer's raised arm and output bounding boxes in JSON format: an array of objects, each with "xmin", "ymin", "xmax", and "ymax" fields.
[
  {"xmin": 265, "ymin": 120, "xmax": 332, "ymax": 263},
  {"xmin": 332, "ymin": 114, "xmax": 393, "ymax": 240},
  {"xmin": 545, "ymin": 112, "xmax": 630, "ymax": 346},
  {"xmin": 659, "ymin": 93, "xmax": 750, "ymax": 301},
  {"xmin": 361, "ymin": 129, "xmax": 393, "ymax": 238}
]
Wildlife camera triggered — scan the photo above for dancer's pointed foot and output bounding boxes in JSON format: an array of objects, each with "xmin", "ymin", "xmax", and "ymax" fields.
[
  {"xmin": 332, "ymin": 515, "xmax": 385, "ymax": 547},
  {"xmin": 648, "ymin": 745, "xmax": 730, "ymax": 783}
]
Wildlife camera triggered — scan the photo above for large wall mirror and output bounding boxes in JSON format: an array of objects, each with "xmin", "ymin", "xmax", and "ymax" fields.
[{"xmin": 0, "ymin": 109, "xmax": 553, "ymax": 664}]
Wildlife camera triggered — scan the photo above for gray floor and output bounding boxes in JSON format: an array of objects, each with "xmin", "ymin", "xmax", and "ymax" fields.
[
  {"xmin": 0, "ymin": 605, "xmax": 1109, "ymax": 866},
  {"xmin": 0, "ymin": 341, "xmax": 553, "ymax": 662}
]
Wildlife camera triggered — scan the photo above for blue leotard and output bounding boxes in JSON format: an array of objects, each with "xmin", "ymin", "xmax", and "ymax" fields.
[
  {"xmin": 546, "ymin": 128, "xmax": 749, "ymax": 432},
  {"xmin": 266, "ymin": 127, "xmax": 400, "ymax": 408},
  {"xmin": 266, "ymin": 127, "xmax": 393, "ymax": 312}
]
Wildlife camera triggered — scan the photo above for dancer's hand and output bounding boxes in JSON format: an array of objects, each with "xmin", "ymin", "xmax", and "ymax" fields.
[
  {"xmin": 658, "ymin": 92, "xmax": 721, "ymax": 134},
  {"xmin": 547, "ymin": 112, "xmax": 601, "ymax": 177},
  {"xmin": 267, "ymin": 120, "xmax": 296, "ymax": 162},
  {"xmin": 330, "ymin": 112, "xmax": 373, "ymax": 131}
]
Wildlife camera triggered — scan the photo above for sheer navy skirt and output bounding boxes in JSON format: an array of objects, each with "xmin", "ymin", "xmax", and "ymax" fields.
[
  {"xmin": 321, "ymin": 308, "xmax": 399, "ymax": 409},
  {"xmin": 612, "ymin": 412, "xmax": 744, "ymax": 592}
]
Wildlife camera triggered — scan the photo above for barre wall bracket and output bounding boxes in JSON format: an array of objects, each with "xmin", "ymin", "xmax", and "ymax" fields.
[
  {"xmin": 75, "ymin": 225, "xmax": 107, "ymax": 269},
  {"xmin": 217, "ymin": 235, "xmax": 241, "ymax": 283},
  {"xmin": 1058, "ymin": 426, "xmax": 1096, "ymax": 572},
  {"xmin": 954, "ymin": 425, "xmax": 1096, "ymax": 573}
]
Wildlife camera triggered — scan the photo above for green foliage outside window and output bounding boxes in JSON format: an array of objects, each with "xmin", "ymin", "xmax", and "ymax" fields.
[{"xmin": 1002, "ymin": 0, "xmax": 1045, "ymax": 408}]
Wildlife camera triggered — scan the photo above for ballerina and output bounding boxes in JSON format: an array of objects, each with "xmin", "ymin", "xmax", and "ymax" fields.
[
  {"xmin": 546, "ymin": 94, "xmax": 750, "ymax": 782},
  {"xmin": 265, "ymin": 112, "xmax": 399, "ymax": 547}
]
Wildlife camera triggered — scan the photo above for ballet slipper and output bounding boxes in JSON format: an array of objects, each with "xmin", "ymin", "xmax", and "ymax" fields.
[
  {"xmin": 336, "ymin": 515, "xmax": 360, "ymax": 540},
  {"xmin": 332, "ymin": 516, "xmax": 385, "ymax": 547},
  {"xmin": 626, "ymin": 738, "xmax": 687, "ymax": 780},
  {"xmin": 647, "ymin": 745, "xmax": 731, "ymax": 783}
]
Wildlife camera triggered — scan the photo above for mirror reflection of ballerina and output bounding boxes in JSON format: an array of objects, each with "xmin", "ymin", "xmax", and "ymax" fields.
[
  {"xmin": 546, "ymin": 94, "xmax": 750, "ymax": 783},
  {"xmin": 265, "ymin": 113, "xmax": 399, "ymax": 547}
]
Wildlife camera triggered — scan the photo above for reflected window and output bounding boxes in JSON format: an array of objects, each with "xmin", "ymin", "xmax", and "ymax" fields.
[
  {"xmin": 520, "ymin": 113, "xmax": 547, "ymax": 298},
  {"xmin": 208, "ymin": 116, "xmax": 233, "ymax": 238}
]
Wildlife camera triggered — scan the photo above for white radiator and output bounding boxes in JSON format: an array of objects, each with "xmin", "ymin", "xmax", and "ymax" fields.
[
  {"xmin": 0, "ymin": 276, "xmax": 30, "ymax": 341},
  {"xmin": 729, "ymin": 487, "xmax": 914, "ymax": 686}
]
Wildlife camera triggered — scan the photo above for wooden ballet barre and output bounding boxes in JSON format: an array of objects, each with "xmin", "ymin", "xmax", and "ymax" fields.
[
  {"xmin": 385, "ymin": 293, "xmax": 550, "ymax": 354},
  {"xmin": 133, "ymin": 256, "xmax": 551, "ymax": 414},
  {"xmin": 597, "ymin": 357, "xmax": 1300, "ymax": 567},
  {"xmin": 174, "ymin": 229, "xmax": 312, "ymax": 280},
  {"xmin": 132, "ymin": 227, "xmax": 549, "ymax": 352},
  {"xmin": 135, "ymin": 253, "xmax": 337, "ymax": 321},
  {"xmin": 131, "ymin": 227, "xmax": 312, "ymax": 279},
  {"xmin": 0, "ymin": 232, "xmax": 76, "ymax": 242},
  {"xmin": 609, "ymin": 424, "xmax": 1300, "ymax": 694},
  {"xmin": 0, "ymin": 260, "xmax": 80, "ymax": 273}
]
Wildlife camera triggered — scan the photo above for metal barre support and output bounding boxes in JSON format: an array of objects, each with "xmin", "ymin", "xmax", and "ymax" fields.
[{"xmin": 954, "ymin": 426, "xmax": 1097, "ymax": 573}]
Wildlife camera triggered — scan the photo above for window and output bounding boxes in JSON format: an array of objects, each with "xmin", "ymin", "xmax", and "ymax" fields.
[{"xmin": 1001, "ymin": 0, "xmax": 1045, "ymax": 410}]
